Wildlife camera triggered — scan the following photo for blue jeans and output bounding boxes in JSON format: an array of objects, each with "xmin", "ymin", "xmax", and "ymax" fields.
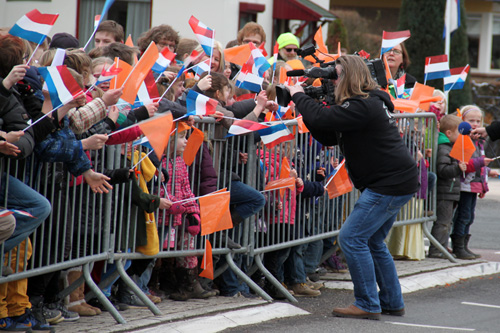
[
  {"xmin": 230, "ymin": 180, "xmax": 265, "ymax": 219},
  {"xmin": 338, "ymin": 189, "xmax": 413, "ymax": 313},
  {"xmin": 304, "ymin": 240, "xmax": 322, "ymax": 274},
  {"xmin": 284, "ymin": 244, "xmax": 307, "ymax": 284},
  {"xmin": 452, "ymin": 192, "xmax": 477, "ymax": 237},
  {"xmin": 1, "ymin": 174, "xmax": 52, "ymax": 252}
]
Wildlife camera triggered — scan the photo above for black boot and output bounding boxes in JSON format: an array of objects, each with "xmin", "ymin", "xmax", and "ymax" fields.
[
  {"xmin": 451, "ymin": 235, "xmax": 475, "ymax": 260},
  {"xmin": 464, "ymin": 234, "xmax": 481, "ymax": 258},
  {"xmin": 169, "ymin": 268, "xmax": 191, "ymax": 301}
]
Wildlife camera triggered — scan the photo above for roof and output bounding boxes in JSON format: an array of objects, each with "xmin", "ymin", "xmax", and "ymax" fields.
[{"xmin": 273, "ymin": 0, "xmax": 336, "ymax": 22}]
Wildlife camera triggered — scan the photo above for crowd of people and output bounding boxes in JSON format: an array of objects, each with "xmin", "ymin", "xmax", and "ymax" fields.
[{"xmin": 0, "ymin": 15, "xmax": 497, "ymax": 331}]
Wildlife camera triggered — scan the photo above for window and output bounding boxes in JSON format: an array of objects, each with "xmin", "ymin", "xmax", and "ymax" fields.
[
  {"xmin": 466, "ymin": 14, "xmax": 481, "ymax": 69},
  {"xmin": 239, "ymin": 2, "xmax": 265, "ymax": 30},
  {"xmin": 491, "ymin": 15, "xmax": 500, "ymax": 69}
]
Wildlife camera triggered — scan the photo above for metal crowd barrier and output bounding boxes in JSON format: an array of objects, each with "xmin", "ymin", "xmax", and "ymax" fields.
[{"xmin": 0, "ymin": 111, "xmax": 444, "ymax": 323}]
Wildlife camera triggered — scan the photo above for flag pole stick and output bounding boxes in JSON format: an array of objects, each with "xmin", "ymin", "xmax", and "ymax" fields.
[
  {"xmin": 131, "ymin": 149, "xmax": 154, "ymax": 170},
  {"xmin": 83, "ymin": 26, "xmax": 99, "ymax": 51},
  {"xmin": 208, "ymin": 29, "xmax": 215, "ymax": 76},
  {"xmin": 26, "ymin": 43, "xmax": 41, "ymax": 66}
]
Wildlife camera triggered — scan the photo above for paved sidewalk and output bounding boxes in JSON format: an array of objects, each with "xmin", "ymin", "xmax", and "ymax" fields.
[{"xmin": 53, "ymin": 257, "xmax": 500, "ymax": 332}]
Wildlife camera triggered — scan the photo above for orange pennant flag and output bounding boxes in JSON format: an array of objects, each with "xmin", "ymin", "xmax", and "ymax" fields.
[
  {"xmin": 279, "ymin": 157, "xmax": 291, "ymax": 198},
  {"xmin": 314, "ymin": 26, "xmax": 328, "ymax": 53},
  {"xmin": 410, "ymin": 83, "xmax": 435, "ymax": 111},
  {"xmin": 199, "ymin": 239, "xmax": 214, "ymax": 280},
  {"xmin": 264, "ymin": 177, "xmax": 296, "ymax": 192},
  {"xmin": 138, "ymin": 113, "xmax": 173, "ymax": 159},
  {"xmin": 383, "ymin": 56, "xmax": 393, "ymax": 83},
  {"xmin": 450, "ymin": 134, "xmax": 476, "ymax": 163},
  {"xmin": 296, "ymin": 116, "xmax": 310, "ymax": 134},
  {"xmin": 279, "ymin": 67, "xmax": 288, "ymax": 84},
  {"xmin": 110, "ymin": 58, "xmax": 132, "ymax": 89},
  {"xmin": 125, "ymin": 34, "xmax": 134, "ymax": 47},
  {"xmin": 199, "ymin": 190, "xmax": 233, "ymax": 236},
  {"xmin": 265, "ymin": 112, "xmax": 276, "ymax": 122},
  {"xmin": 325, "ymin": 160, "xmax": 353, "ymax": 199},
  {"xmin": 183, "ymin": 126, "xmax": 204, "ymax": 166},
  {"xmin": 392, "ymin": 99, "xmax": 419, "ymax": 113},
  {"xmin": 121, "ymin": 41, "xmax": 160, "ymax": 105},
  {"xmin": 224, "ymin": 44, "xmax": 252, "ymax": 66}
]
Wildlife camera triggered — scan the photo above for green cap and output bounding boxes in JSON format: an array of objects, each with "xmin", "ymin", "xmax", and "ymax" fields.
[{"xmin": 277, "ymin": 33, "xmax": 299, "ymax": 49}]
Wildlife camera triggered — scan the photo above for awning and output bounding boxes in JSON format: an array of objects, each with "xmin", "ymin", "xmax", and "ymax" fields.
[{"xmin": 273, "ymin": 0, "xmax": 336, "ymax": 22}]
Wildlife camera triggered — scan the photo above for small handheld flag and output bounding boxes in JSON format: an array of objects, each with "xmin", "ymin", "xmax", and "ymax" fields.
[
  {"xmin": 424, "ymin": 55, "xmax": 450, "ymax": 82},
  {"xmin": 186, "ymin": 90, "xmax": 217, "ymax": 116},
  {"xmin": 188, "ymin": 16, "xmax": 215, "ymax": 56},
  {"xmin": 444, "ymin": 65, "xmax": 469, "ymax": 92},
  {"xmin": 380, "ymin": 30, "xmax": 411, "ymax": 56},
  {"xmin": 38, "ymin": 65, "xmax": 84, "ymax": 108},
  {"xmin": 9, "ymin": 9, "xmax": 59, "ymax": 44}
]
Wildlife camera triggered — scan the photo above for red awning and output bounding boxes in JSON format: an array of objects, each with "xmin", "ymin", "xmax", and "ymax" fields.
[
  {"xmin": 273, "ymin": 0, "xmax": 335, "ymax": 22},
  {"xmin": 240, "ymin": 2, "xmax": 266, "ymax": 14}
]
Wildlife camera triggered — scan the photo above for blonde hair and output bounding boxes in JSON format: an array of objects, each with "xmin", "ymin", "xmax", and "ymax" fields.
[
  {"xmin": 460, "ymin": 105, "xmax": 483, "ymax": 122},
  {"xmin": 195, "ymin": 40, "xmax": 224, "ymax": 73},
  {"xmin": 432, "ymin": 89, "xmax": 447, "ymax": 110},
  {"xmin": 334, "ymin": 55, "xmax": 379, "ymax": 104}
]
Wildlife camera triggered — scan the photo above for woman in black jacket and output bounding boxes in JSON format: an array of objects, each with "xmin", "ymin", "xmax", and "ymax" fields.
[{"xmin": 288, "ymin": 55, "xmax": 419, "ymax": 320}]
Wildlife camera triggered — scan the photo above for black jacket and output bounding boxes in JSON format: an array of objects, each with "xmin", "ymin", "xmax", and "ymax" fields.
[
  {"xmin": 292, "ymin": 90, "xmax": 418, "ymax": 196},
  {"xmin": 486, "ymin": 120, "xmax": 500, "ymax": 142},
  {"xmin": 436, "ymin": 140, "xmax": 462, "ymax": 201}
]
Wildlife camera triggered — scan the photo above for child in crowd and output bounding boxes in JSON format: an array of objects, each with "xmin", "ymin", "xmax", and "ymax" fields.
[
  {"xmin": 451, "ymin": 106, "xmax": 500, "ymax": 259},
  {"xmin": 428, "ymin": 115, "xmax": 467, "ymax": 258},
  {"xmin": 159, "ymin": 128, "xmax": 215, "ymax": 301}
]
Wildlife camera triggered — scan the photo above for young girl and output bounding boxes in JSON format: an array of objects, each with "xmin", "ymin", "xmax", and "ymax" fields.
[
  {"xmin": 451, "ymin": 105, "xmax": 500, "ymax": 259},
  {"xmin": 159, "ymin": 128, "xmax": 215, "ymax": 301}
]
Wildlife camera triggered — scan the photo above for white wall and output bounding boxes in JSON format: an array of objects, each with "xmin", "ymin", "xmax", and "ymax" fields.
[{"xmin": 0, "ymin": 0, "xmax": 78, "ymax": 37}]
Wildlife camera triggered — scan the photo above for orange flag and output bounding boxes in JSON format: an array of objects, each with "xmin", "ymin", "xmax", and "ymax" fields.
[
  {"xmin": 279, "ymin": 67, "xmax": 288, "ymax": 84},
  {"xmin": 183, "ymin": 126, "xmax": 204, "ymax": 166},
  {"xmin": 304, "ymin": 27, "xmax": 337, "ymax": 66},
  {"xmin": 138, "ymin": 113, "xmax": 173, "ymax": 159},
  {"xmin": 199, "ymin": 190, "xmax": 233, "ymax": 236},
  {"xmin": 383, "ymin": 56, "xmax": 393, "ymax": 84},
  {"xmin": 314, "ymin": 26, "xmax": 328, "ymax": 53},
  {"xmin": 392, "ymin": 99, "xmax": 419, "ymax": 113},
  {"xmin": 125, "ymin": 34, "xmax": 134, "ymax": 47},
  {"xmin": 279, "ymin": 157, "xmax": 291, "ymax": 198},
  {"xmin": 450, "ymin": 134, "xmax": 475, "ymax": 163},
  {"xmin": 224, "ymin": 44, "xmax": 252, "ymax": 66},
  {"xmin": 110, "ymin": 58, "xmax": 132, "ymax": 89},
  {"xmin": 264, "ymin": 177, "xmax": 295, "ymax": 192},
  {"xmin": 325, "ymin": 160, "xmax": 353, "ymax": 199},
  {"xmin": 199, "ymin": 239, "xmax": 214, "ymax": 280},
  {"xmin": 121, "ymin": 41, "xmax": 159, "ymax": 105},
  {"xmin": 296, "ymin": 116, "xmax": 310, "ymax": 134},
  {"xmin": 410, "ymin": 83, "xmax": 435, "ymax": 111}
]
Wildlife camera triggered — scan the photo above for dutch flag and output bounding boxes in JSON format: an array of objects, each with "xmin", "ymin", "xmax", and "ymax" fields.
[
  {"xmin": 380, "ymin": 30, "xmax": 411, "ymax": 56},
  {"xmin": 9, "ymin": 9, "xmax": 59, "ymax": 44},
  {"xmin": 424, "ymin": 55, "xmax": 451, "ymax": 81},
  {"xmin": 227, "ymin": 119, "xmax": 269, "ymax": 137},
  {"xmin": 152, "ymin": 47, "xmax": 176, "ymax": 74},
  {"xmin": 188, "ymin": 15, "xmax": 214, "ymax": 57},
  {"xmin": 191, "ymin": 59, "xmax": 211, "ymax": 79},
  {"xmin": 236, "ymin": 63, "xmax": 263, "ymax": 93},
  {"xmin": 257, "ymin": 123, "xmax": 295, "ymax": 149},
  {"xmin": 444, "ymin": 65, "xmax": 469, "ymax": 92},
  {"xmin": 186, "ymin": 90, "xmax": 218, "ymax": 116},
  {"xmin": 38, "ymin": 65, "xmax": 84, "ymax": 108},
  {"xmin": 96, "ymin": 63, "xmax": 122, "ymax": 85},
  {"xmin": 249, "ymin": 43, "xmax": 271, "ymax": 77}
]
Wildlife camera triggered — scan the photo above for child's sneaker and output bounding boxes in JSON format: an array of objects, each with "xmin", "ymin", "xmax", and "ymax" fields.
[
  {"xmin": 0, "ymin": 316, "xmax": 32, "ymax": 332},
  {"xmin": 12, "ymin": 309, "xmax": 54, "ymax": 332}
]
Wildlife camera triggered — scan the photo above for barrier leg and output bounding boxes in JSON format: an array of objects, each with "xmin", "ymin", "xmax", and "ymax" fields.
[
  {"xmin": 115, "ymin": 259, "xmax": 161, "ymax": 316},
  {"xmin": 253, "ymin": 254, "xmax": 298, "ymax": 304},
  {"xmin": 225, "ymin": 252, "xmax": 272, "ymax": 302},
  {"xmin": 422, "ymin": 222, "xmax": 457, "ymax": 263},
  {"xmin": 82, "ymin": 262, "xmax": 126, "ymax": 324}
]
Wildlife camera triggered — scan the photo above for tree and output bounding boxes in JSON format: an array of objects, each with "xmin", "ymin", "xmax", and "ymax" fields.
[{"xmin": 398, "ymin": 0, "xmax": 471, "ymax": 112}]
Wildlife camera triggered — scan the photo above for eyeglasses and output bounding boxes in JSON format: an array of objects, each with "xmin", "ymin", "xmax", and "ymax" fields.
[
  {"xmin": 387, "ymin": 49, "xmax": 402, "ymax": 55},
  {"xmin": 284, "ymin": 47, "xmax": 298, "ymax": 53}
]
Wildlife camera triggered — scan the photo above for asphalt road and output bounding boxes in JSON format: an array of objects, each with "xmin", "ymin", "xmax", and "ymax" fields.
[{"xmin": 225, "ymin": 175, "xmax": 500, "ymax": 333}]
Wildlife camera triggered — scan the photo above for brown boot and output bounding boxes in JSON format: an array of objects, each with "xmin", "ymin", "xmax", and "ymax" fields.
[
  {"xmin": 66, "ymin": 269, "xmax": 97, "ymax": 316},
  {"xmin": 332, "ymin": 304, "xmax": 381, "ymax": 320}
]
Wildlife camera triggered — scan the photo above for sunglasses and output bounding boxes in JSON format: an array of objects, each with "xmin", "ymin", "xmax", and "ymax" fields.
[{"xmin": 284, "ymin": 47, "xmax": 298, "ymax": 53}]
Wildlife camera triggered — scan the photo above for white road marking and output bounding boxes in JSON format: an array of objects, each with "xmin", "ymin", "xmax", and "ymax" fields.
[
  {"xmin": 387, "ymin": 322, "xmax": 475, "ymax": 331},
  {"xmin": 494, "ymin": 251, "xmax": 500, "ymax": 254},
  {"xmin": 462, "ymin": 301, "xmax": 500, "ymax": 309}
]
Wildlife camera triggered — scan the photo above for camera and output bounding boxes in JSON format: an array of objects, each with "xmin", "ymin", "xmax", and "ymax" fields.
[{"xmin": 359, "ymin": 56, "xmax": 387, "ymax": 88}]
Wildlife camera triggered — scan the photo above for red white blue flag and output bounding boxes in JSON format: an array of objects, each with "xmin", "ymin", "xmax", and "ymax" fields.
[
  {"xmin": 177, "ymin": 50, "xmax": 204, "ymax": 79},
  {"xmin": 227, "ymin": 119, "xmax": 269, "ymax": 137},
  {"xmin": 152, "ymin": 47, "xmax": 176, "ymax": 74},
  {"xmin": 189, "ymin": 15, "xmax": 214, "ymax": 56},
  {"xmin": 38, "ymin": 65, "xmax": 84, "ymax": 108},
  {"xmin": 258, "ymin": 123, "xmax": 295, "ymax": 149},
  {"xmin": 9, "ymin": 9, "xmax": 59, "ymax": 44},
  {"xmin": 380, "ymin": 30, "xmax": 410, "ymax": 56},
  {"xmin": 424, "ymin": 55, "xmax": 450, "ymax": 81},
  {"xmin": 235, "ymin": 63, "xmax": 263, "ymax": 93},
  {"xmin": 396, "ymin": 74, "xmax": 406, "ymax": 98},
  {"xmin": 96, "ymin": 63, "xmax": 122, "ymax": 85},
  {"xmin": 192, "ymin": 59, "xmax": 211, "ymax": 79},
  {"xmin": 444, "ymin": 65, "xmax": 469, "ymax": 92},
  {"xmin": 186, "ymin": 90, "xmax": 217, "ymax": 116},
  {"xmin": 249, "ymin": 43, "xmax": 270, "ymax": 77}
]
